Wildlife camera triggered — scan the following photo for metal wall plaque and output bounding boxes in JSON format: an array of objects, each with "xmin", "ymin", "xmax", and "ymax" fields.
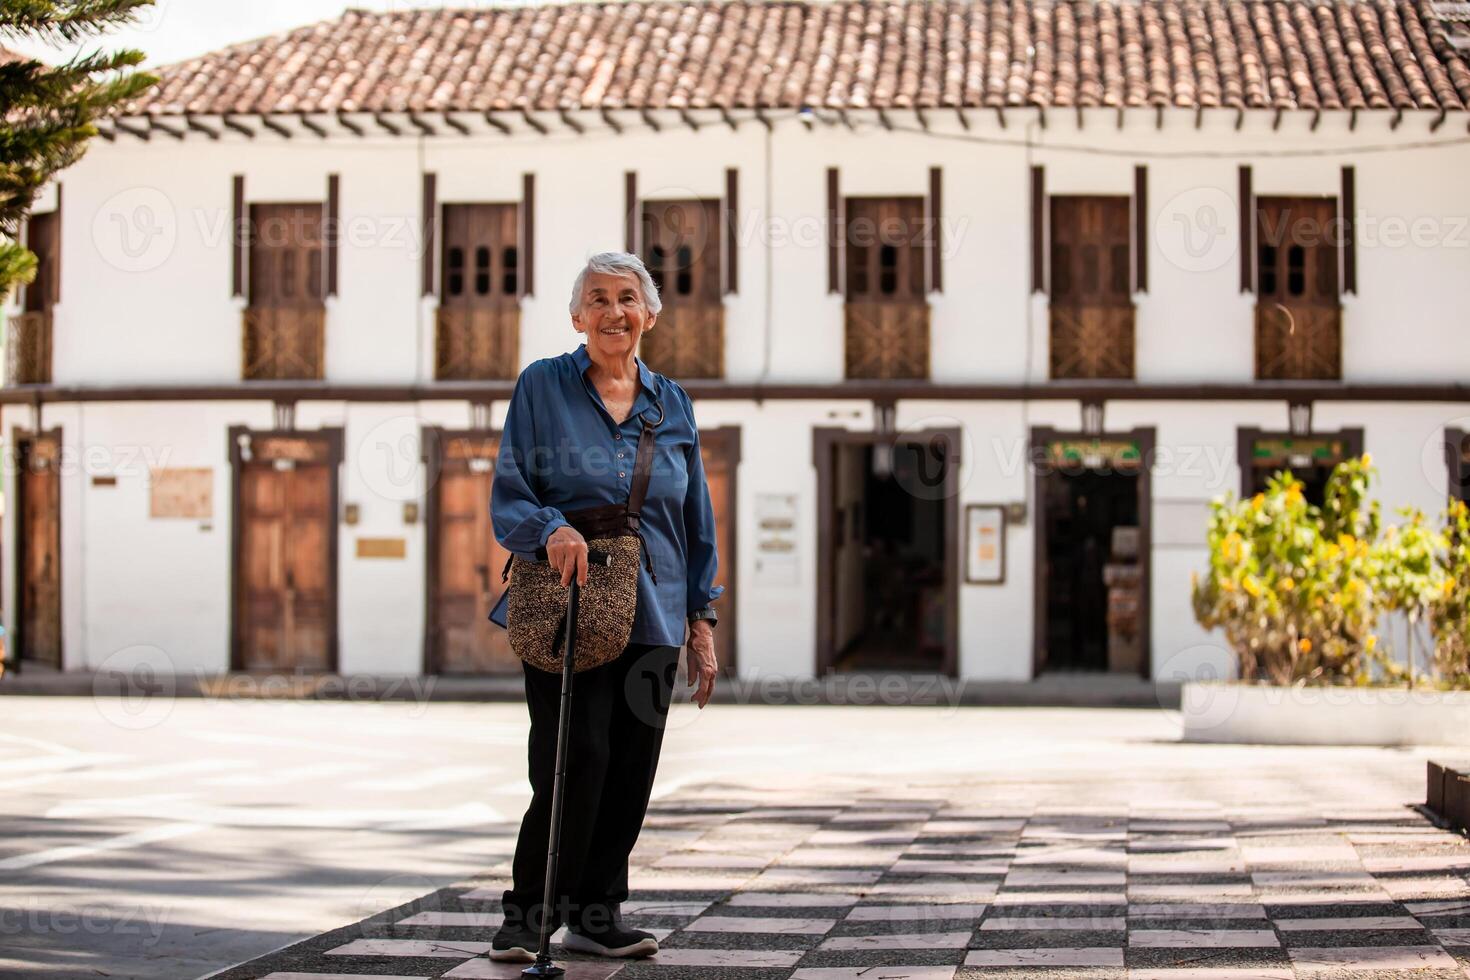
[
  {"xmin": 149, "ymin": 467, "xmax": 213, "ymax": 519},
  {"xmin": 356, "ymin": 537, "xmax": 407, "ymax": 559}
]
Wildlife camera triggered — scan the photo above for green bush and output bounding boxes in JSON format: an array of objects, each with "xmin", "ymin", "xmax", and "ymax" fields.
[{"xmin": 1192, "ymin": 455, "xmax": 1470, "ymax": 688}]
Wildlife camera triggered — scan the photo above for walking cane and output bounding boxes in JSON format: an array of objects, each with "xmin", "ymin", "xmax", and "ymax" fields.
[{"xmin": 523, "ymin": 548, "xmax": 612, "ymax": 979}]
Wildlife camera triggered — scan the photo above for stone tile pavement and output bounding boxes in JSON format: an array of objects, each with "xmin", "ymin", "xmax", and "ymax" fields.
[{"xmin": 209, "ymin": 775, "xmax": 1470, "ymax": 980}]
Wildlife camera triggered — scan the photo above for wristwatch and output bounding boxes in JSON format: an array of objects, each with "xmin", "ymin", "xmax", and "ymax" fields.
[{"xmin": 688, "ymin": 607, "xmax": 718, "ymax": 628}]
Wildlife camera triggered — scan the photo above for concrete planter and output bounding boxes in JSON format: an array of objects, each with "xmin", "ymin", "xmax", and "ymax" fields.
[{"xmin": 1181, "ymin": 681, "xmax": 1470, "ymax": 746}]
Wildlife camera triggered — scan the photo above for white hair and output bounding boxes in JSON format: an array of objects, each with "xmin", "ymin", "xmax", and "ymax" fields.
[{"xmin": 568, "ymin": 251, "xmax": 662, "ymax": 316}]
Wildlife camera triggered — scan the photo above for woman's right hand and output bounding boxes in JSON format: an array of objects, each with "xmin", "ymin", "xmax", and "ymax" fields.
[{"xmin": 545, "ymin": 525, "xmax": 589, "ymax": 587}]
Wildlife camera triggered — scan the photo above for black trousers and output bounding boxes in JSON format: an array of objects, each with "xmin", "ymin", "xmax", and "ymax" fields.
[{"xmin": 502, "ymin": 641, "xmax": 680, "ymax": 933}]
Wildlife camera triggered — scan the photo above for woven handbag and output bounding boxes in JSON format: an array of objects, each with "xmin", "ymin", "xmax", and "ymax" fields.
[{"xmin": 503, "ymin": 403, "xmax": 663, "ymax": 673}]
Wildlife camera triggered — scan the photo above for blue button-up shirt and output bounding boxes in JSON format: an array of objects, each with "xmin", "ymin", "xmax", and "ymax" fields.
[{"xmin": 488, "ymin": 343, "xmax": 723, "ymax": 647}]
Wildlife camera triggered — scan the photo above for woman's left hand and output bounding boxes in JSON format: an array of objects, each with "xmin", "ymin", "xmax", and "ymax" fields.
[{"xmin": 687, "ymin": 621, "xmax": 718, "ymax": 709}]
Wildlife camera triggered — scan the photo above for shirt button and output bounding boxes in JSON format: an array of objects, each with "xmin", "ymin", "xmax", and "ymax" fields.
[
  {"xmin": 613, "ymin": 433, "xmax": 622, "ymax": 440},
  {"xmin": 618, "ymin": 471, "xmax": 626, "ymax": 478}
]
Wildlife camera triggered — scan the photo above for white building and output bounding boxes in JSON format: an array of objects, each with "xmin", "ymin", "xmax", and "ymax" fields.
[{"xmin": 5, "ymin": 0, "xmax": 1469, "ymax": 683}]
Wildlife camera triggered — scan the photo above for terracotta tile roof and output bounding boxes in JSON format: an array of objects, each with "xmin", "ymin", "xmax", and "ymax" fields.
[{"xmin": 126, "ymin": 0, "xmax": 1470, "ymax": 116}]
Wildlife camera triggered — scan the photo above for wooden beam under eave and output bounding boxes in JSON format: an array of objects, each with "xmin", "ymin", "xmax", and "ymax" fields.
[
  {"xmin": 298, "ymin": 113, "xmax": 329, "ymax": 138},
  {"xmin": 221, "ymin": 114, "xmax": 255, "ymax": 138},
  {"xmin": 259, "ymin": 115, "xmax": 293, "ymax": 138},
  {"xmin": 600, "ymin": 108, "xmax": 623, "ymax": 134},
  {"xmin": 719, "ymin": 107, "xmax": 739, "ymax": 131},
  {"xmin": 150, "ymin": 118, "xmax": 185, "ymax": 140},
  {"xmin": 955, "ymin": 107, "xmax": 970, "ymax": 130},
  {"xmin": 753, "ymin": 107, "xmax": 773, "ymax": 131},
  {"xmin": 441, "ymin": 112, "xmax": 470, "ymax": 136},
  {"xmin": 185, "ymin": 114, "xmax": 220, "ymax": 139},
  {"xmin": 519, "ymin": 109, "xmax": 549, "ymax": 135},
  {"xmin": 558, "ymin": 110, "xmax": 585, "ymax": 134},
  {"xmin": 915, "ymin": 107, "xmax": 930, "ymax": 131},
  {"xmin": 407, "ymin": 112, "xmax": 436, "ymax": 136},
  {"xmin": 483, "ymin": 112, "xmax": 511, "ymax": 135},
  {"xmin": 679, "ymin": 108, "xmax": 700, "ymax": 131},
  {"xmin": 373, "ymin": 113, "xmax": 402, "ymax": 136},
  {"xmin": 336, "ymin": 112, "xmax": 365, "ymax": 137},
  {"xmin": 639, "ymin": 108, "xmax": 661, "ymax": 132},
  {"xmin": 113, "ymin": 118, "xmax": 150, "ymax": 140},
  {"xmin": 877, "ymin": 108, "xmax": 892, "ymax": 130}
]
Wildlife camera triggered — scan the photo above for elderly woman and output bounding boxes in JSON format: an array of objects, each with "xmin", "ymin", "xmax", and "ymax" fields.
[{"xmin": 485, "ymin": 251, "xmax": 722, "ymax": 961}]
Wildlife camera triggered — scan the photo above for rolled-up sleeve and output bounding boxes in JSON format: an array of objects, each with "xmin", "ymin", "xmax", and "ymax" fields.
[
  {"xmin": 492, "ymin": 369, "xmax": 568, "ymax": 554},
  {"xmin": 681, "ymin": 407, "xmax": 725, "ymax": 615}
]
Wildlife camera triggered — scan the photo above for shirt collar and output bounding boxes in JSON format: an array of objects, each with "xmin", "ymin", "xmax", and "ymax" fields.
[{"xmin": 573, "ymin": 343, "xmax": 661, "ymax": 417}]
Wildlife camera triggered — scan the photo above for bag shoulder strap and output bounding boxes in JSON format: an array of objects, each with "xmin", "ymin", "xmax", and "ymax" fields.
[{"xmin": 626, "ymin": 402, "xmax": 661, "ymax": 517}]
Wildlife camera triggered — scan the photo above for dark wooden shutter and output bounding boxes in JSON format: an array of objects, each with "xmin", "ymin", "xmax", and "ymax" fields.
[
  {"xmin": 1031, "ymin": 165, "xmax": 1045, "ymax": 293},
  {"xmin": 1341, "ymin": 166, "xmax": 1356, "ymax": 295},
  {"xmin": 827, "ymin": 167, "xmax": 840, "ymax": 294},
  {"xmin": 724, "ymin": 167, "xmax": 738, "ymax": 295},
  {"xmin": 325, "ymin": 174, "xmax": 339, "ymax": 297},
  {"xmin": 232, "ymin": 175, "xmax": 245, "ymax": 297},
  {"xmin": 421, "ymin": 173, "xmax": 437, "ymax": 296},
  {"xmin": 1239, "ymin": 165, "xmax": 1253, "ymax": 293},
  {"xmin": 624, "ymin": 171, "xmax": 637, "ymax": 253},
  {"xmin": 521, "ymin": 173, "xmax": 535, "ymax": 298},
  {"xmin": 1133, "ymin": 165, "xmax": 1148, "ymax": 293},
  {"xmin": 929, "ymin": 166, "xmax": 942, "ymax": 294}
]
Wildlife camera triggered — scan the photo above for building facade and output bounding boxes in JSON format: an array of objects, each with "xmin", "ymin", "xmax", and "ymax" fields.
[{"xmin": 4, "ymin": 1, "xmax": 1470, "ymax": 682}]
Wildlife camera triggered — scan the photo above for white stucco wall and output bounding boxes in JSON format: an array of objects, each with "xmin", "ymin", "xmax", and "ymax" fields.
[{"xmin": 8, "ymin": 106, "xmax": 1468, "ymax": 680}]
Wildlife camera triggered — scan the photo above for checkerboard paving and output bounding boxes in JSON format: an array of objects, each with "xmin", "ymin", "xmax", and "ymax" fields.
[{"xmin": 213, "ymin": 779, "xmax": 1470, "ymax": 980}]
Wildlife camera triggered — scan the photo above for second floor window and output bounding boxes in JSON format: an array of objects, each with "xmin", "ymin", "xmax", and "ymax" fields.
[{"xmin": 1049, "ymin": 195, "xmax": 1134, "ymax": 379}]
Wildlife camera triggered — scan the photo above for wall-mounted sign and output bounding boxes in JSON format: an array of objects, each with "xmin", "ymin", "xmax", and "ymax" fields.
[
  {"xmin": 149, "ymin": 467, "xmax": 213, "ymax": 519},
  {"xmin": 1047, "ymin": 439, "xmax": 1142, "ymax": 471},
  {"xmin": 755, "ymin": 492, "xmax": 798, "ymax": 585},
  {"xmin": 356, "ymin": 537, "xmax": 407, "ymax": 559},
  {"xmin": 965, "ymin": 503, "xmax": 1006, "ymax": 584}
]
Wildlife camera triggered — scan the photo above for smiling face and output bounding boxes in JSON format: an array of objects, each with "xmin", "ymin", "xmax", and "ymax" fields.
[{"xmin": 571, "ymin": 270, "xmax": 656, "ymax": 363}]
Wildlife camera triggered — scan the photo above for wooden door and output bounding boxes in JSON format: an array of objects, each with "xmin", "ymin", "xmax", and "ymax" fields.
[
  {"xmin": 1049, "ymin": 195, "xmax": 1134, "ymax": 378},
  {"xmin": 843, "ymin": 197, "xmax": 928, "ymax": 379},
  {"xmin": 17, "ymin": 432, "xmax": 61, "ymax": 668},
  {"xmin": 245, "ymin": 203, "xmax": 325, "ymax": 379},
  {"xmin": 640, "ymin": 199, "xmax": 723, "ymax": 378},
  {"xmin": 236, "ymin": 438, "xmax": 335, "ymax": 671},
  {"xmin": 437, "ymin": 203, "xmax": 520, "ymax": 379},
  {"xmin": 699, "ymin": 428, "xmax": 739, "ymax": 673},
  {"xmin": 1255, "ymin": 196, "xmax": 1341, "ymax": 379},
  {"xmin": 24, "ymin": 211, "xmax": 59, "ymax": 313},
  {"xmin": 428, "ymin": 433, "xmax": 517, "ymax": 673},
  {"xmin": 845, "ymin": 197, "xmax": 926, "ymax": 301}
]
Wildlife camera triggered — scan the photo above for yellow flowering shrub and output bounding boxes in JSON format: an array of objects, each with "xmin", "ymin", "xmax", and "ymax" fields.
[{"xmin": 1194, "ymin": 456, "xmax": 1470, "ymax": 688}]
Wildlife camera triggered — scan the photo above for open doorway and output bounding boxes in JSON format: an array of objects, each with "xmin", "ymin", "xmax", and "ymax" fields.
[
  {"xmin": 815, "ymin": 427, "xmax": 959, "ymax": 676},
  {"xmin": 1032, "ymin": 427, "xmax": 1153, "ymax": 677},
  {"xmin": 1237, "ymin": 428, "xmax": 1363, "ymax": 505}
]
